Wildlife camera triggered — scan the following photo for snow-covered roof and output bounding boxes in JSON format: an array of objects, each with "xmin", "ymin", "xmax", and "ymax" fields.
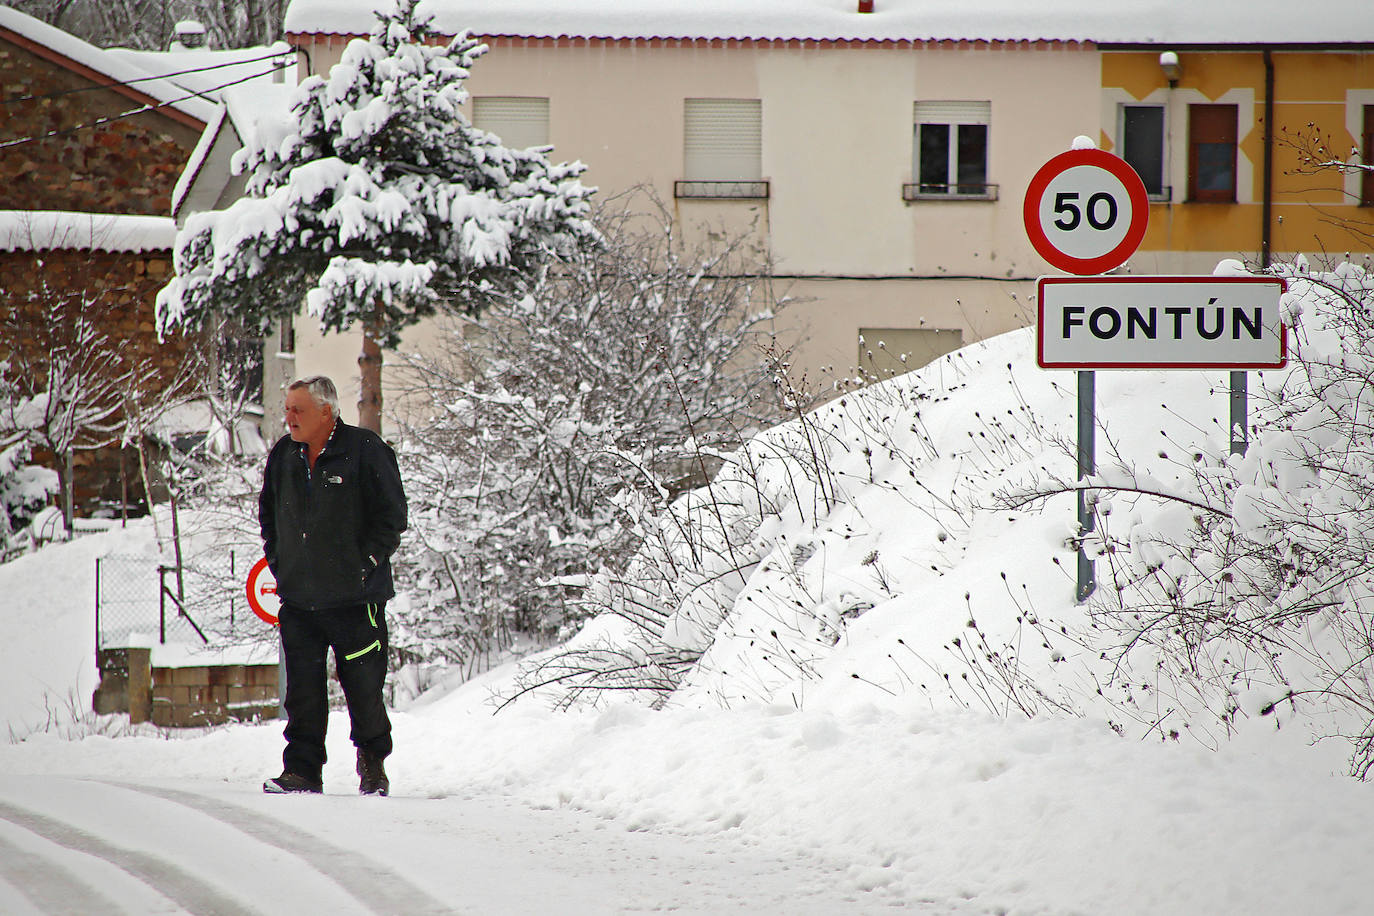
[
  {"xmin": 283, "ymin": 0, "xmax": 1374, "ymax": 46},
  {"xmin": 0, "ymin": 7, "xmax": 216, "ymax": 127},
  {"xmin": 220, "ymin": 81, "xmax": 298, "ymax": 152},
  {"xmin": 0, "ymin": 211, "xmax": 176, "ymax": 253},
  {"xmin": 107, "ymin": 43, "xmax": 293, "ymax": 102},
  {"xmin": 170, "ymin": 81, "xmax": 296, "ymax": 220}
]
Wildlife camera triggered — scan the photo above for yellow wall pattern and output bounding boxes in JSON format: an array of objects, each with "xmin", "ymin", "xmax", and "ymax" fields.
[{"xmin": 1104, "ymin": 49, "xmax": 1374, "ymax": 261}]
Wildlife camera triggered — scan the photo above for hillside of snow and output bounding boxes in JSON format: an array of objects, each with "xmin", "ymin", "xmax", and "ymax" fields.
[{"xmin": 4, "ymin": 261, "xmax": 1373, "ymax": 914}]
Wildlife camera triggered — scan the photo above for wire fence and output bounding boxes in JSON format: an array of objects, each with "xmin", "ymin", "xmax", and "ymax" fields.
[{"xmin": 95, "ymin": 551, "xmax": 257, "ymax": 651}]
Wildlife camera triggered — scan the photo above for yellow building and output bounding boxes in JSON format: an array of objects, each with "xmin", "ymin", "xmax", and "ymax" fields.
[{"xmin": 1101, "ymin": 45, "xmax": 1374, "ymax": 273}]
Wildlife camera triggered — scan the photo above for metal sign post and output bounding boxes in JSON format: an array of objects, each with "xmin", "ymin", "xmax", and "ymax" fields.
[
  {"xmin": 1077, "ymin": 370, "xmax": 1096, "ymax": 601},
  {"xmin": 1025, "ymin": 146, "xmax": 1150, "ymax": 604},
  {"xmin": 1230, "ymin": 370, "xmax": 1248, "ymax": 456},
  {"xmin": 1036, "ymin": 277, "xmax": 1286, "ymax": 603}
]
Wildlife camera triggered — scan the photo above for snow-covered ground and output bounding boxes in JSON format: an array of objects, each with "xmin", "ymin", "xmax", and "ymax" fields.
[
  {"xmin": 4, "ymin": 268, "xmax": 1373, "ymax": 913},
  {"xmin": 0, "ymin": 639, "xmax": 1368, "ymax": 914},
  {"xmin": 0, "ymin": 770, "xmax": 872, "ymax": 915}
]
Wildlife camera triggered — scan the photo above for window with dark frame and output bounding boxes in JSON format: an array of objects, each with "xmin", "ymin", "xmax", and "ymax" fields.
[
  {"xmin": 1189, "ymin": 104, "xmax": 1238, "ymax": 203},
  {"xmin": 1362, "ymin": 104, "xmax": 1374, "ymax": 206},
  {"xmin": 280, "ymin": 315, "xmax": 295, "ymax": 355},
  {"xmin": 1121, "ymin": 104, "xmax": 1166, "ymax": 197},
  {"xmin": 913, "ymin": 101, "xmax": 991, "ymax": 197}
]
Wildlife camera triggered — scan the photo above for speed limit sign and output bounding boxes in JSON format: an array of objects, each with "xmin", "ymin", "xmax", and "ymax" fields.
[{"xmin": 1023, "ymin": 148, "xmax": 1149, "ymax": 275}]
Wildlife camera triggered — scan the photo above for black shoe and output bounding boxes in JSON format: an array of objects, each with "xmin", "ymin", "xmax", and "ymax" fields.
[
  {"xmin": 357, "ymin": 748, "xmax": 389, "ymax": 796},
  {"xmin": 263, "ymin": 772, "xmax": 323, "ymax": 794}
]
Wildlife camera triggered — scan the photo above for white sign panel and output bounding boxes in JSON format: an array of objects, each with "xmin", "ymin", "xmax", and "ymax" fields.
[{"xmin": 1037, "ymin": 276, "xmax": 1287, "ymax": 369}]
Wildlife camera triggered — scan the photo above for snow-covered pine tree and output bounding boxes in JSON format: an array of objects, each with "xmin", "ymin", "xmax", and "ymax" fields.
[{"xmin": 156, "ymin": 0, "xmax": 596, "ymax": 431}]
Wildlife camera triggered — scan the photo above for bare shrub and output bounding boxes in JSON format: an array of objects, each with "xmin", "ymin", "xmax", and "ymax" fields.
[{"xmin": 390, "ymin": 190, "xmax": 787, "ymax": 679}]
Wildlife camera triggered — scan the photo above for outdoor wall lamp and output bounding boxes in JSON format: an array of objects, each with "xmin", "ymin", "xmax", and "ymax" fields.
[{"xmin": 1159, "ymin": 51, "xmax": 1182, "ymax": 87}]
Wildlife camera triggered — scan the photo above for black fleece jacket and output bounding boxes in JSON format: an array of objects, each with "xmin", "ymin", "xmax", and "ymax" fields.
[{"xmin": 259, "ymin": 420, "xmax": 408, "ymax": 611}]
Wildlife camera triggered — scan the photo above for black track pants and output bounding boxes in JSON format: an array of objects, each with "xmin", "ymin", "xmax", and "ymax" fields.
[{"xmin": 279, "ymin": 602, "xmax": 392, "ymax": 780}]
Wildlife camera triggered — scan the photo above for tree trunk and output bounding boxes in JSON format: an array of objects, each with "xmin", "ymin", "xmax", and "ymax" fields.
[
  {"xmin": 135, "ymin": 434, "xmax": 162, "ymax": 547},
  {"xmin": 357, "ymin": 322, "xmax": 384, "ymax": 434},
  {"xmin": 63, "ymin": 449, "xmax": 74, "ymax": 535}
]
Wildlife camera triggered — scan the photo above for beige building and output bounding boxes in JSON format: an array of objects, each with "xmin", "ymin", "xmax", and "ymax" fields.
[{"xmin": 274, "ymin": 0, "xmax": 1374, "ymax": 428}]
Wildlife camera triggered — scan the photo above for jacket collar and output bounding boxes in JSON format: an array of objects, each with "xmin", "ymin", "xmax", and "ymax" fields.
[{"xmin": 297, "ymin": 416, "xmax": 343, "ymax": 464}]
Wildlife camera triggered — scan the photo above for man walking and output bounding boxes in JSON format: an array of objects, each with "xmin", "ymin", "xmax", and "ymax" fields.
[{"xmin": 258, "ymin": 376, "xmax": 407, "ymax": 796}]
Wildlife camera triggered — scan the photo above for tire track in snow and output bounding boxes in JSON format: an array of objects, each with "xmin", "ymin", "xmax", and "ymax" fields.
[
  {"xmin": 0, "ymin": 831, "xmax": 133, "ymax": 915},
  {"xmin": 106, "ymin": 782, "xmax": 456, "ymax": 916},
  {"xmin": 0, "ymin": 799, "xmax": 251, "ymax": 916}
]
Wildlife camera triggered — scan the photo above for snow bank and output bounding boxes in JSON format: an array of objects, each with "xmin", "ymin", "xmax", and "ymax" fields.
[{"xmin": 0, "ymin": 527, "xmax": 141, "ymax": 736}]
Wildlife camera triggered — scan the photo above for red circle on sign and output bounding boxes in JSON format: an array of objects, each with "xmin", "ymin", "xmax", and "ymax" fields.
[
  {"xmin": 246, "ymin": 557, "xmax": 279, "ymax": 625},
  {"xmin": 1023, "ymin": 148, "xmax": 1149, "ymax": 275}
]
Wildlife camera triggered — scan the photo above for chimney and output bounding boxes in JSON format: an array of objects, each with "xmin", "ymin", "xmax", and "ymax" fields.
[
  {"xmin": 858, "ymin": 0, "xmax": 874, "ymax": 11},
  {"xmin": 171, "ymin": 20, "xmax": 207, "ymax": 50}
]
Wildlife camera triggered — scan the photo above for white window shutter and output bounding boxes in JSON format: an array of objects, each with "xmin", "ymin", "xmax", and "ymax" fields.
[
  {"xmin": 913, "ymin": 101, "xmax": 990, "ymax": 125},
  {"xmin": 472, "ymin": 97, "xmax": 550, "ymax": 149},
  {"xmin": 684, "ymin": 99, "xmax": 762, "ymax": 180}
]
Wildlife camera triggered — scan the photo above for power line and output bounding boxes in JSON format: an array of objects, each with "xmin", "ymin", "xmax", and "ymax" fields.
[
  {"xmin": 0, "ymin": 62, "xmax": 293, "ymax": 151},
  {"xmin": 0, "ymin": 48, "xmax": 293, "ymax": 107}
]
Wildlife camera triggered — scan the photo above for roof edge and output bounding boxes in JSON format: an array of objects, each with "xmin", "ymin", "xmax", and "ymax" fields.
[
  {"xmin": 171, "ymin": 105, "xmax": 229, "ymax": 221},
  {"xmin": 0, "ymin": 211, "xmax": 176, "ymax": 253},
  {"xmin": 1100, "ymin": 41, "xmax": 1374, "ymax": 51},
  {"xmin": 285, "ymin": 30, "xmax": 1091, "ymax": 49}
]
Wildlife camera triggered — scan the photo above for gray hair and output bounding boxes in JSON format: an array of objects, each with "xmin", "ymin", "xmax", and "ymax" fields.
[{"xmin": 288, "ymin": 375, "xmax": 339, "ymax": 415}]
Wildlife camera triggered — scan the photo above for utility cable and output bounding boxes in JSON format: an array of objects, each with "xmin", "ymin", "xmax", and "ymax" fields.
[
  {"xmin": 0, "ymin": 47, "xmax": 292, "ymax": 107},
  {"xmin": 0, "ymin": 61, "xmax": 292, "ymax": 151}
]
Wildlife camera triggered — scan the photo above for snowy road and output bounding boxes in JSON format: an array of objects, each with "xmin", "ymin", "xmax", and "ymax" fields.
[{"xmin": 0, "ymin": 775, "xmax": 909, "ymax": 915}]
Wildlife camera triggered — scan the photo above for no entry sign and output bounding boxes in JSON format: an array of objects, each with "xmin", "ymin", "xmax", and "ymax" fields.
[
  {"xmin": 246, "ymin": 557, "xmax": 279, "ymax": 625},
  {"xmin": 1037, "ymin": 276, "xmax": 1288, "ymax": 369},
  {"xmin": 1023, "ymin": 148, "xmax": 1149, "ymax": 275}
]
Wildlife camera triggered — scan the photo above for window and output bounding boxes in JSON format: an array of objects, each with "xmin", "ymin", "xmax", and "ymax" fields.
[
  {"xmin": 1120, "ymin": 104, "xmax": 1166, "ymax": 198},
  {"xmin": 910, "ymin": 101, "xmax": 991, "ymax": 198},
  {"xmin": 279, "ymin": 315, "xmax": 295, "ymax": 355},
  {"xmin": 1188, "ymin": 104, "xmax": 1237, "ymax": 202},
  {"xmin": 471, "ymin": 96, "xmax": 550, "ymax": 149},
  {"xmin": 858, "ymin": 327, "xmax": 964, "ymax": 380},
  {"xmin": 1362, "ymin": 104, "xmax": 1374, "ymax": 206},
  {"xmin": 677, "ymin": 98, "xmax": 767, "ymax": 199}
]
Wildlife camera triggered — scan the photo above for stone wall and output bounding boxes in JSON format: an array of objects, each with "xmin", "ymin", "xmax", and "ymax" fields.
[
  {"xmin": 0, "ymin": 247, "xmax": 199, "ymax": 511},
  {"xmin": 150, "ymin": 661, "xmax": 280, "ymax": 728},
  {"xmin": 0, "ymin": 26, "xmax": 211, "ymax": 516},
  {"xmin": 93, "ymin": 647, "xmax": 281, "ymax": 728},
  {"xmin": 0, "ymin": 36, "xmax": 202, "ymax": 214}
]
